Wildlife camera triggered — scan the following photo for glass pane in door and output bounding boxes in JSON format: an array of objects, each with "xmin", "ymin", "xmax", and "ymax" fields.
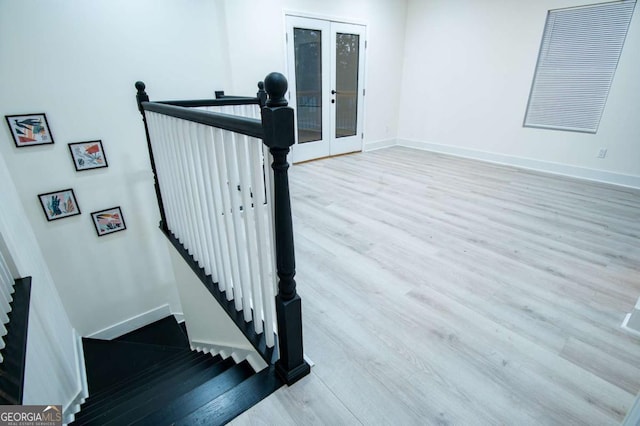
[
  {"xmin": 294, "ymin": 28, "xmax": 323, "ymax": 143},
  {"xmin": 335, "ymin": 33, "xmax": 360, "ymax": 138}
]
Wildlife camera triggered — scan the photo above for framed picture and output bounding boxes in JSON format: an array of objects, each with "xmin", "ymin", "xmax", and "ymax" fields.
[
  {"xmin": 38, "ymin": 189, "xmax": 80, "ymax": 221},
  {"xmin": 68, "ymin": 140, "xmax": 108, "ymax": 171},
  {"xmin": 5, "ymin": 113, "xmax": 54, "ymax": 148},
  {"xmin": 91, "ymin": 206, "xmax": 126, "ymax": 237}
]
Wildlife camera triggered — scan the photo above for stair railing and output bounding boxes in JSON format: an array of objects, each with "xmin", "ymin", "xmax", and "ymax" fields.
[
  {"xmin": 135, "ymin": 73, "xmax": 310, "ymax": 385},
  {"xmin": 0, "ymin": 241, "xmax": 32, "ymax": 404}
]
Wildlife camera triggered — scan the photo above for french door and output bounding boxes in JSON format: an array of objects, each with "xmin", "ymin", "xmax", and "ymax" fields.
[{"xmin": 286, "ymin": 16, "xmax": 366, "ymax": 163}]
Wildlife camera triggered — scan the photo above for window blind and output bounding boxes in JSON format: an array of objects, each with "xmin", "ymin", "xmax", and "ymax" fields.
[{"xmin": 523, "ymin": 0, "xmax": 636, "ymax": 133}]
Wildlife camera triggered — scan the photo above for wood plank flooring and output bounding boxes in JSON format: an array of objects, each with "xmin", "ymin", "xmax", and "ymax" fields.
[{"xmin": 231, "ymin": 147, "xmax": 640, "ymax": 425}]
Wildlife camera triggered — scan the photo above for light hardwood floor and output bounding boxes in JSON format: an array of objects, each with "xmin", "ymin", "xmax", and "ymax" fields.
[{"xmin": 232, "ymin": 147, "xmax": 640, "ymax": 425}]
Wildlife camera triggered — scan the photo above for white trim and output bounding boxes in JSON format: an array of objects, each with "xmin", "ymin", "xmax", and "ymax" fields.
[
  {"xmin": 396, "ymin": 138, "xmax": 640, "ymax": 189},
  {"xmin": 284, "ymin": 9, "xmax": 367, "ymax": 26},
  {"xmin": 190, "ymin": 339, "xmax": 267, "ymax": 373},
  {"xmin": 87, "ymin": 304, "xmax": 172, "ymax": 340},
  {"xmin": 622, "ymin": 391, "xmax": 640, "ymax": 426},
  {"xmin": 622, "ymin": 313, "xmax": 640, "ymax": 338},
  {"xmin": 304, "ymin": 354, "xmax": 315, "ymax": 368},
  {"xmin": 62, "ymin": 329, "xmax": 89, "ymax": 425},
  {"xmin": 173, "ymin": 311, "xmax": 185, "ymax": 324},
  {"xmin": 363, "ymin": 138, "xmax": 396, "ymax": 152}
]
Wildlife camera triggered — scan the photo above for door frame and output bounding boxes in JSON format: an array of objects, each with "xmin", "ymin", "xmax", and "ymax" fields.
[{"xmin": 283, "ymin": 11, "xmax": 368, "ymax": 163}]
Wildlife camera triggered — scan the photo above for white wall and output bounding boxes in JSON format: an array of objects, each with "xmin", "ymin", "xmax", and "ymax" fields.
[
  {"xmin": 221, "ymin": 0, "xmax": 408, "ymax": 147},
  {"xmin": 168, "ymin": 248, "xmax": 263, "ymax": 365},
  {"xmin": 0, "ymin": 0, "xmax": 232, "ymax": 335},
  {"xmin": 0, "ymin": 146, "xmax": 85, "ymax": 419},
  {"xmin": 398, "ymin": 0, "xmax": 640, "ymax": 186}
]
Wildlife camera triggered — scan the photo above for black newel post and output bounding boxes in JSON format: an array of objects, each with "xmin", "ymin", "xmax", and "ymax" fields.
[
  {"xmin": 135, "ymin": 81, "xmax": 168, "ymax": 232},
  {"xmin": 261, "ymin": 72, "xmax": 311, "ymax": 385}
]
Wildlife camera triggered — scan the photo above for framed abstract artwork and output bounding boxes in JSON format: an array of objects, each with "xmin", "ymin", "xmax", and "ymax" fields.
[
  {"xmin": 91, "ymin": 206, "xmax": 126, "ymax": 237},
  {"xmin": 68, "ymin": 140, "xmax": 108, "ymax": 171},
  {"xmin": 38, "ymin": 189, "xmax": 81, "ymax": 221},
  {"xmin": 5, "ymin": 113, "xmax": 54, "ymax": 147}
]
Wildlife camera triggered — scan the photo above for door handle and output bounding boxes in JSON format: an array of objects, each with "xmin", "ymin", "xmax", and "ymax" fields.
[
  {"xmin": 331, "ymin": 89, "xmax": 337, "ymax": 95},
  {"xmin": 331, "ymin": 99, "xmax": 335, "ymax": 104}
]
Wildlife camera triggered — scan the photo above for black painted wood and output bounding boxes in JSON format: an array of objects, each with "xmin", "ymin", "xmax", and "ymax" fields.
[
  {"xmin": 81, "ymin": 349, "xmax": 200, "ymax": 405},
  {"xmin": 172, "ymin": 366, "xmax": 284, "ymax": 426},
  {"xmin": 0, "ymin": 276, "xmax": 32, "ymax": 405},
  {"xmin": 115, "ymin": 315, "xmax": 188, "ymax": 348},
  {"xmin": 142, "ymin": 102, "xmax": 264, "ymax": 139},
  {"xmin": 159, "ymin": 97, "xmax": 260, "ymax": 108},
  {"xmin": 136, "ymin": 81, "xmax": 169, "ymax": 233},
  {"xmin": 261, "ymin": 72, "xmax": 310, "ymax": 385},
  {"xmin": 162, "ymin": 228, "xmax": 278, "ymax": 366},
  {"xmin": 82, "ymin": 338, "xmax": 184, "ymax": 393},
  {"xmin": 74, "ymin": 352, "xmax": 216, "ymax": 424},
  {"xmin": 131, "ymin": 361, "xmax": 256, "ymax": 425},
  {"xmin": 88, "ymin": 357, "xmax": 231, "ymax": 425}
]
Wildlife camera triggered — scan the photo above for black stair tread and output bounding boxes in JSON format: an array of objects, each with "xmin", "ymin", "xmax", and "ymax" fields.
[
  {"xmin": 173, "ymin": 365, "xmax": 285, "ymax": 426},
  {"xmin": 132, "ymin": 360, "xmax": 256, "ymax": 425},
  {"xmin": 76, "ymin": 353, "xmax": 230, "ymax": 422},
  {"xmin": 0, "ymin": 389, "xmax": 18, "ymax": 405},
  {"xmin": 82, "ymin": 337, "xmax": 186, "ymax": 394},
  {"xmin": 77, "ymin": 355, "xmax": 236, "ymax": 426},
  {"xmin": 81, "ymin": 349, "xmax": 204, "ymax": 405},
  {"xmin": 0, "ymin": 375, "xmax": 19, "ymax": 399},
  {"xmin": 75, "ymin": 351, "xmax": 218, "ymax": 421},
  {"xmin": 115, "ymin": 315, "xmax": 188, "ymax": 348}
]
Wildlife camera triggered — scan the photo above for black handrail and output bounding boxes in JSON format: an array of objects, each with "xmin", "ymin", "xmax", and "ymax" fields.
[
  {"xmin": 142, "ymin": 102, "xmax": 264, "ymax": 139},
  {"xmin": 158, "ymin": 98, "xmax": 260, "ymax": 108}
]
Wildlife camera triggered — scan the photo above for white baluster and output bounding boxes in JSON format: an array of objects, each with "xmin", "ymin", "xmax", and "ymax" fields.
[
  {"xmin": 184, "ymin": 122, "xmax": 212, "ymax": 275},
  {"xmin": 225, "ymin": 131, "xmax": 253, "ymax": 322},
  {"xmin": 212, "ymin": 128, "xmax": 243, "ymax": 311},
  {"xmin": 236, "ymin": 134, "xmax": 263, "ymax": 333}
]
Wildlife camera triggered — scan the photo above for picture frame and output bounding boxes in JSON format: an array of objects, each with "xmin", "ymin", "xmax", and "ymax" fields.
[
  {"xmin": 38, "ymin": 189, "xmax": 81, "ymax": 221},
  {"xmin": 91, "ymin": 206, "xmax": 126, "ymax": 237},
  {"xmin": 68, "ymin": 140, "xmax": 108, "ymax": 171},
  {"xmin": 5, "ymin": 113, "xmax": 54, "ymax": 148}
]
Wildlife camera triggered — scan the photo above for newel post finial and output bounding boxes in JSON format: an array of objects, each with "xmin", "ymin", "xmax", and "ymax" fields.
[
  {"xmin": 257, "ymin": 80, "xmax": 267, "ymax": 108},
  {"xmin": 134, "ymin": 80, "xmax": 168, "ymax": 232},
  {"xmin": 264, "ymin": 72, "xmax": 288, "ymax": 107},
  {"xmin": 135, "ymin": 81, "xmax": 149, "ymax": 114}
]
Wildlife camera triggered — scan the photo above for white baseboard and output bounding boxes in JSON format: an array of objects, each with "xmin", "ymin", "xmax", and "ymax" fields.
[
  {"xmin": 622, "ymin": 313, "xmax": 640, "ymax": 338},
  {"xmin": 396, "ymin": 138, "xmax": 640, "ymax": 189},
  {"xmin": 87, "ymin": 304, "xmax": 173, "ymax": 340},
  {"xmin": 363, "ymin": 138, "xmax": 397, "ymax": 152},
  {"xmin": 191, "ymin": 339, "xmax": 267, "ymax": 373}
]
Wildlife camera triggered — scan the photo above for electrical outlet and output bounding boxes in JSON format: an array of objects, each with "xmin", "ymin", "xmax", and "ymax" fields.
[{"xmin": 597, "ymin": 148, "xmax": 607, "ymax": 159}]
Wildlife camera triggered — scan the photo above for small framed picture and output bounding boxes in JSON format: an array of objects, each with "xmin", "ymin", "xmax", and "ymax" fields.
[
  {"xmin": 68, "ymin": 140, "xmax": 108, "ymax": 171},
  {"xmin": 91, "ymin": 206, "xmax": 126, "ymax": 237},
  {"xmin": 38, "ymin": 189, "xmax": 81, "ymax": 221},
  {"xmin": 5, "ymin": 113, "xmax": 54, "ymax": 148}
]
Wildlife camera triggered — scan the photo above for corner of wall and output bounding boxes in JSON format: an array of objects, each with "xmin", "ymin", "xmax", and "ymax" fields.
[{"xmin": 363, "ymin": 138, "xmax": 397, "ymax": 152}]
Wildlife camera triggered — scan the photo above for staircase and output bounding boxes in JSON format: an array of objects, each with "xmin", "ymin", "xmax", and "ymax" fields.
[
  {"xmin": 71, "ymin": 316, "xmax": 283, "ymax": 425},
  {"xmin": 0, "ymin": 277, "xmax": 31, "ymax": 405}
]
